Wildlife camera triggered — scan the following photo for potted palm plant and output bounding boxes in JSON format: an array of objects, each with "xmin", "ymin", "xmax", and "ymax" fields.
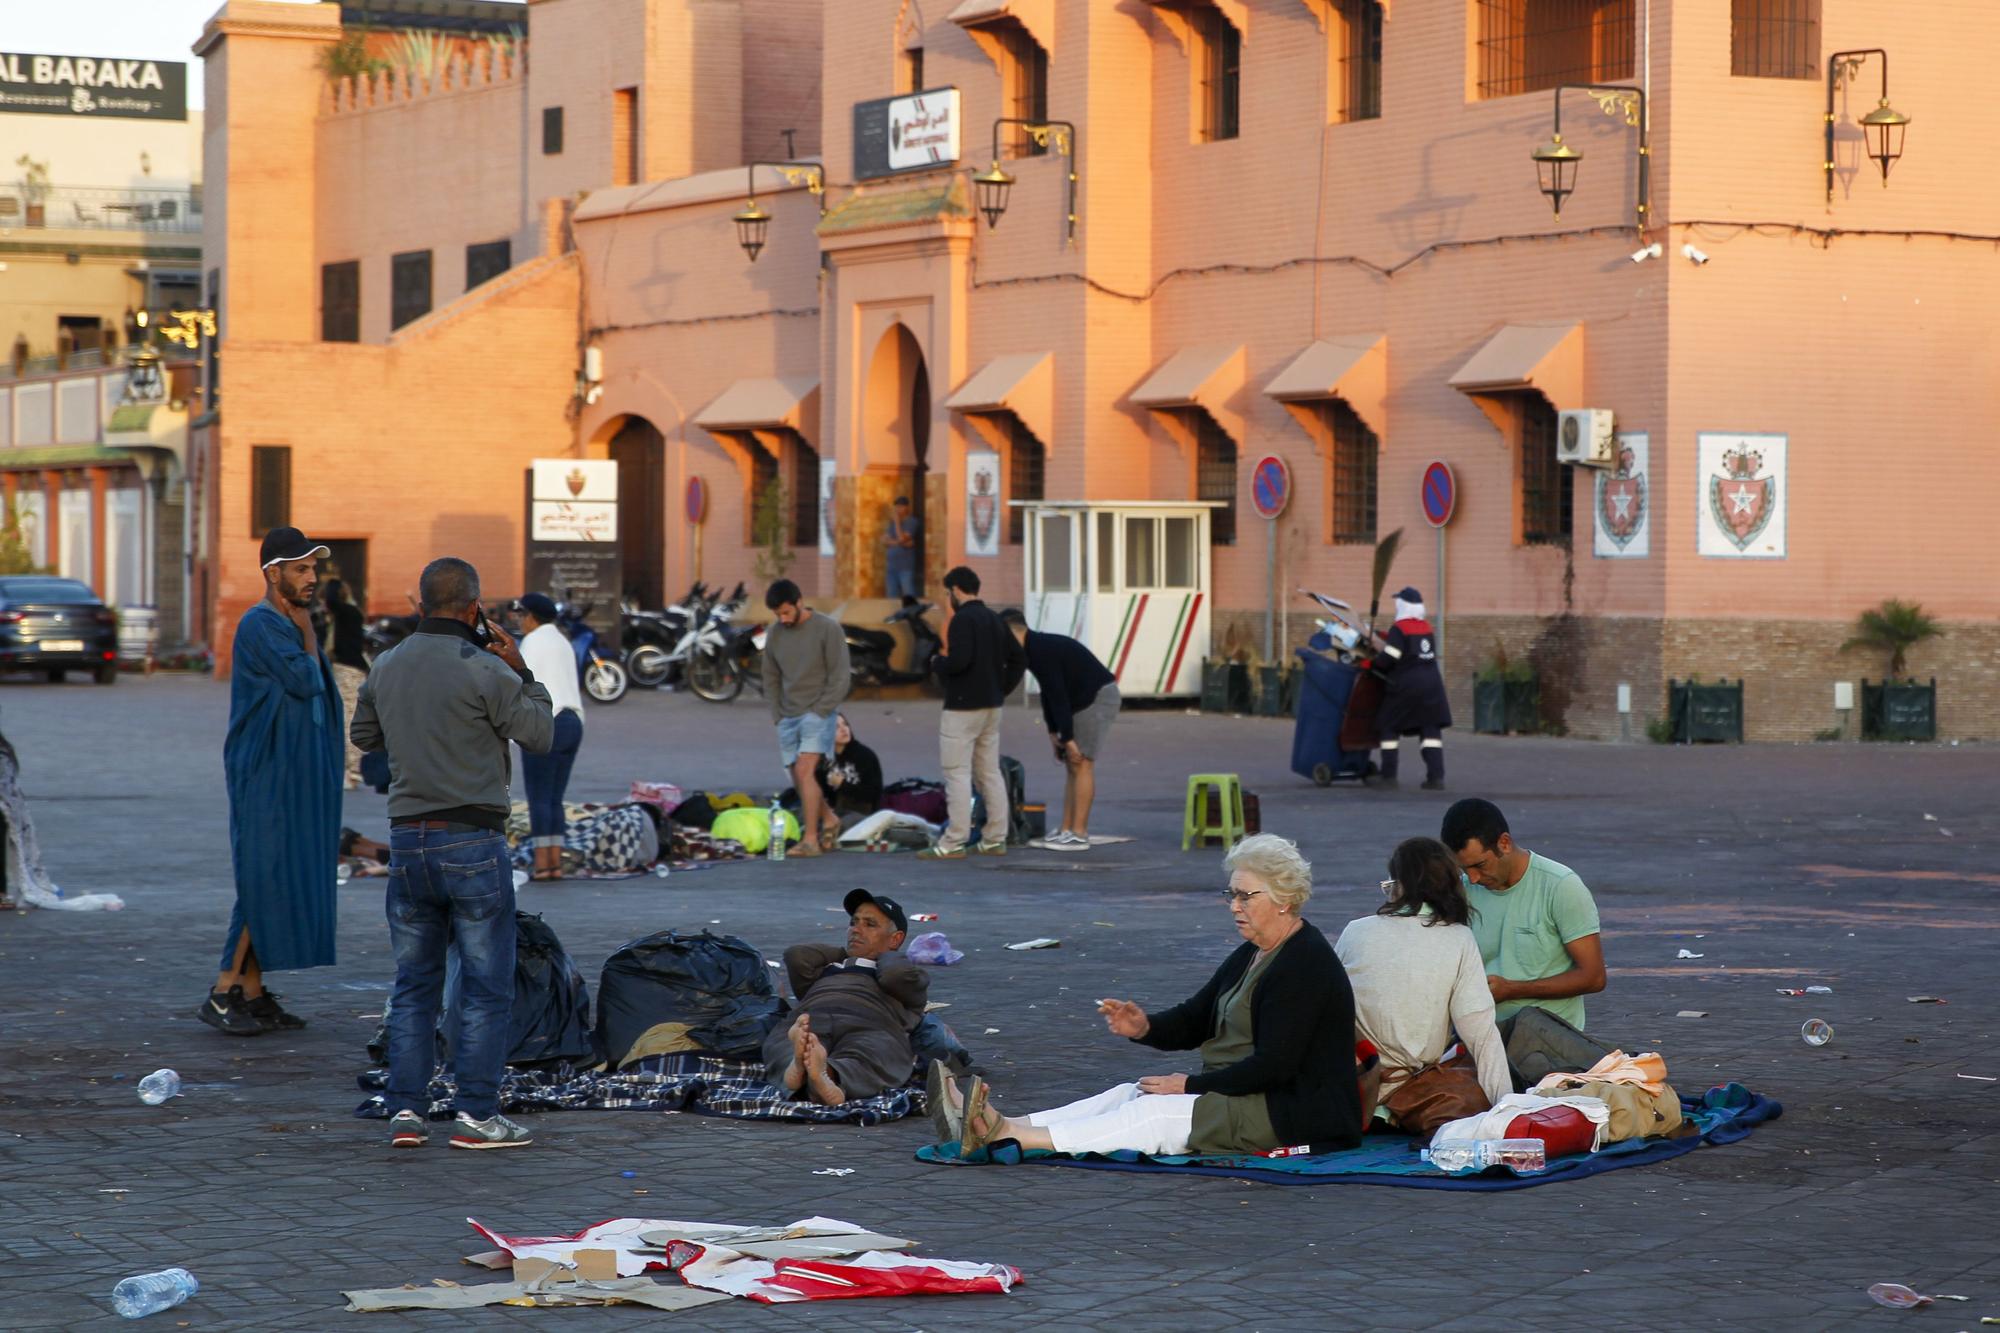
[
  {"xmin": 1843, "ymin": 599, "xmax": 1941, "ymax": 741},
  {"xmin": 15, "ymin": 155, "xmax": 50, "ymax": 228}
]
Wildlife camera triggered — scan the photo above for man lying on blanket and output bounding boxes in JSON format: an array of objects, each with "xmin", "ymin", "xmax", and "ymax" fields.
[{"xmin": 763, "ymin": 889, "xmax": 928, "ymax": 1106}]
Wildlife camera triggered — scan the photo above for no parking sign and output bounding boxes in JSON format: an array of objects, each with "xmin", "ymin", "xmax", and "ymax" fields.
[{"xmin": 1251, "ymin": 455, "xmax": 1291, "ymax": 520}]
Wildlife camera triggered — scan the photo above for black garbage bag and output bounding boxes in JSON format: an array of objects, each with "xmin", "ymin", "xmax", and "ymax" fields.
[
  {"xmin": 365, "ymin": 911, "xmax": 595, "ymax": 1069},
  {"xmin": 594, "ymin": 929, "xmax": 783, "ymax": 1067}
]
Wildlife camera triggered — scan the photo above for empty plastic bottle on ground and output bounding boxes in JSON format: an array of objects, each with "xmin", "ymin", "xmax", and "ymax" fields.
[
  {"xmin": 135, "ymin": 1070, "xmax": 181, "ymax": 1105},
  {"xmin": 111, "ymin": 1268, "xmax": 198, "ymax": 1318},
  {"xmin": 766, "ymin": 799, "xmax": 786, "ymax": 862},
  {"xmin": 1422, "ymin": 1138, "xmax": 1547, "ymax": 1174}
]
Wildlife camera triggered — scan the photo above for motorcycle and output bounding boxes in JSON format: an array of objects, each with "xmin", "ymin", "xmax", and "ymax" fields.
[
  {"xmin": 555, "ymin": 595, "xmax": 628, "ymax": 704},
  {"xmin": 678, "ymin": 584, "xmax": 750, "ymax": 703},
  {"xmin": 845, "ymin": 600, "xmax": 943, "ymax": 689},
  {"xmin": 622, "ymin": 582, "xmax": 709, "ymax": 690},
  {"xmin": 362, "ymin": 612, "xmax": 419, "ymax": 663}
]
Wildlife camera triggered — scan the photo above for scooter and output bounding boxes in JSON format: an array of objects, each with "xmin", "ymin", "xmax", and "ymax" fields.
[
  {"xmin": 844, "ymin": 600, "xmax": 943, "ymax": 689},
  {"xmin": 556, "ymin": 595, "xmax": 628, "ymax": 704},
  {"xmin": 679, "ymin": 584, "xmax": 750, "ymax": 703},
  {"xmin": 362, "ymin": 612, "xmax": 419, "ymax": 663}
]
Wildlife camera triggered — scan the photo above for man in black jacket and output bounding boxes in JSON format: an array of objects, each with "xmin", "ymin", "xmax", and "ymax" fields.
[
  {"xmin": 1000, "ymin": 609, "xmax": 1118, "ymax": 849},
  {"xmin": 919, "ymin": 566, "xmax": 1026, "ymax": 860}
]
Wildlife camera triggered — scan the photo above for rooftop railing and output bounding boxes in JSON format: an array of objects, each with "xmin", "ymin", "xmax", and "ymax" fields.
[{"xmin": 0, "ymin": 185, "xmax": 204, "ymax": 234}]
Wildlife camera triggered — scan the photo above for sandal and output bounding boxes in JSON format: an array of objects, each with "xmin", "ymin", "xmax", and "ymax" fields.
[
  {"xmin": 957, "ymin": 1077, "xmax": 1003, "ymax": 1157},
  {"xmin": 926, "ymin": 1059, "xmax": 963, "ymax": 1145}
]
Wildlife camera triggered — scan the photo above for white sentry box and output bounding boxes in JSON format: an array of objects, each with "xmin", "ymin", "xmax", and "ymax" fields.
[{"xmin": 1017, "ymin": 501, "xmax": 1219, "ymax": 698}]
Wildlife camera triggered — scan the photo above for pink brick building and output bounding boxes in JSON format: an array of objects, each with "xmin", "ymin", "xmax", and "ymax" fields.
[{"xmin": 192, "ymin": 0, "xmax": 1998, "ymax": 740}]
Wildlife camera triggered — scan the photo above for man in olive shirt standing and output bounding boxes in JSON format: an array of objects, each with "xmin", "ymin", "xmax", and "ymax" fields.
[
  {"xmin": 1441, "ymin": 797, "xmax": 1613, "ymax": 1088},
  {"xmin": 760, "ymin": 579, "xmax": 851, "ymax": 857}
]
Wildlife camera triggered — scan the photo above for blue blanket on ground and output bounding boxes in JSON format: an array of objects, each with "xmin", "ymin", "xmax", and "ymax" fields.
[
  {"xmin": 354, "ymin": 1053, "xmax": 920, "ymax": 1126},
  {"xmin": 914, "ymin": 1084, "xmax": 1781, "ymax": 1190}
]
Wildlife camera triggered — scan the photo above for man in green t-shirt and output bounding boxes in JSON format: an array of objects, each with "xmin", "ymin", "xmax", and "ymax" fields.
[{"xmin": 1442, "ymin": 798, "xmax": 1613, "ymax": 1087}]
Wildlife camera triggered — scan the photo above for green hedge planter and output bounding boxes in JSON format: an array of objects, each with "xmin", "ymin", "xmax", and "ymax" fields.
[
  {"xmin": 1862, "ymin": 679, "xmax": 1936, "ymax": 742},
  {"xmin": 1473, "ymin": 677, "xmax": 1540, "ymax": 735},
  {"xmin": 1201, "ymin": 659, "xmax": 1251, "ymax": 714},
  {"xmin": 1669, "ymin": 679, "xmax": 1744, "ymax": 743}
]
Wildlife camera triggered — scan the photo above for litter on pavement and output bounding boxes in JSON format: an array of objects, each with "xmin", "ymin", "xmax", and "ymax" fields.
[
  {"xmin": 1675, "ymin": 950, "xmax": 1705, "ymax": 959},
  {"xmin": 1005, "ymin": 938, "xmax": 1061, "ymax": 951}
]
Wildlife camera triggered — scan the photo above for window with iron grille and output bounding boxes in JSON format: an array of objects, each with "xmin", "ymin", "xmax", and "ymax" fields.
[
  {"xmin": 1195, "ymin": 5, "xmax": 1241, "ymax": 141},
  {"xmin": 901, "ymin": 46, "xmax": 925, "ymax": 95},
  {"xmin": 996, "ymin": 21, "xmax": 1049, "ymax": 156},
  {"xmin": 787, "ymin": 432, "xmax": 819, "ymax": 549},
  {"xmin": 1731, "ymin": 0, "xmax": 1817, "ymax": 79},
  {"xmin": 1475, "ymin": 0, "xmax": 1634, "ymax": 100},
  {"xmin": 1339, "ymin": 0, "xmax": 1384, "ymax": 122},
  {"xmin": 1320, "ymin": 399, "xmax": 1378, "ymax": 545},
  {"xmin": 1193, "ymin": 410, "xmax": 1238, "ymax": 545},
  {"xmin": 1007, "ymin": 415, "xmax": 1046, "ymax": 545},
  {"xmin": 320, "ymin": 261, "xmax": 358, "ymax": 343},
  {"xmin": 748, "ymin": 440, "xmax": 778, "ymax": 544},
  {"xmin": 465, "ymin": 239, "xmax": 511, "ymax": 291},
  {"xmin": 1518, "ymin": 394, "xmax": 1573, "ymax": 546},
  {"xmin": 250, "ymin": 446, "xmax": 291, "ymax": 538},
  {"xmin": 542, "ymin": 106, "xmax": 564, "ymax": 154},
  {"xmin": 390, "ymin": 250, "xmax": 431, "ymax": 331}
]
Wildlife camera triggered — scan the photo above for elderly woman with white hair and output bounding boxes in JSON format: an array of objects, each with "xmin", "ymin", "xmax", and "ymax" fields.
[{"xmin": 933, "ymin": 833, "xmax": 1362, "ymax": 1157}]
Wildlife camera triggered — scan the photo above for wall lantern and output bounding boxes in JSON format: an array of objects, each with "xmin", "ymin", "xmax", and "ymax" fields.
[
  {"xmin": 972, "ymin": 118, "xmax": 1079, "ymax": 242},
  {"xmin": 1528, "ymin": 84, "xmax": 1648, "ymax": 229},
  {"xmin": 1825, "ymin": 50, "xmax": 1910, "ymax": 204},
  {"xmin": 733, "ymin": 161, "xmax": 826, "ymax": 263}
]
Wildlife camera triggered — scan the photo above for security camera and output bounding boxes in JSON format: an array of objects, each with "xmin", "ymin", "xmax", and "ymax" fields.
[
  {"xmin": 1629, "ymin": 242, "xmax": 1663, "ymax": 263},
  {"xmin": 1682, "ymin": 244, "xmax": 1710, "ymax": 266}
]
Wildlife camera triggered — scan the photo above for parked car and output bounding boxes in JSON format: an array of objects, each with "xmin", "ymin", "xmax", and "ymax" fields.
[{"xmin": 0, "ymin": 577, "xmax": 120, "ymax": 684}]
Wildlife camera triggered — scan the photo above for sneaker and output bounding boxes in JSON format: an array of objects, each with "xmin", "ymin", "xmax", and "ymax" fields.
[
  {"xmin": 245, "ymin": 992, "xmax": 307, "ymax": 1031},
  {"xmin": 196, "ymin": 986, "xmax": 266, "ymax": 1037},
  {"xmin": 974, "ymin": 841, "xmax": 1008, "ymax": 856},
  {"xmin": 1420, "ymin": 779, "xmax": 1447, "ymax": 792},
  {"xmin": 1057, "ymin": 833, "xmax": 1092, "ymax": 851},
  {"xmin": 449, "ymin": 1112, "xmax": 533, "ymax": 1150},
  {"xmin": 389, "ymin": 1110, "xmax": 428, "ymax": 1149},
  {"xmin": 917, "ymin": 844, "xmax": 966, "ymax": 860}
]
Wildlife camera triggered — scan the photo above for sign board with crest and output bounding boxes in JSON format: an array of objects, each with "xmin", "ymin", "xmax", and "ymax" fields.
[
  {"xmin": 526, "ymin": 458, "xmax": 622, "ymax": 635},
  {"xmin": 1695, "ymin": 432, "xmax": 1786, "ymax": 559},
  {"xmin": 965, "ymin": 451, "xmax": 1002, "ymax": 558},
  {"xmin": 852, "ymin": 87, "xmax": 961, "ymax": 180},
  {"xmin": 1592, "ymin": 433, "xmax": 1649, "ymax": 559}
]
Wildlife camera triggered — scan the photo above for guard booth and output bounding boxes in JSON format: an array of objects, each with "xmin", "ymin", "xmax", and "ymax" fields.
[{"xmin": 1017, "ymin": 501, "xmax": 1216, "ymax": 698}]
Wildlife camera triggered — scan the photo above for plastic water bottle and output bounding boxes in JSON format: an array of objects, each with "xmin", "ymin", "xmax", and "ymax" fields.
[
  {"xmin": 110, "ymin": 1268, "xmax": 198, "ymax": 1319},
  {"xmin": 1422, "ymin": 1138, "xmax": 1548, "ymax": 1174},
  {"xmin": 766, "ymin": 799, "xmax": 786, "ymax": 862},
  {"xmin": 136, "ymin": 1070, "xmax": 181, "ymax": 1106}
]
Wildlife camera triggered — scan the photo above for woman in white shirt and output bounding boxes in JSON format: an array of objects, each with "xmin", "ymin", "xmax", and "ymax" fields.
[
  {"xmin": 514, "ymin": 594, "xmax": 586, "ymax": 881},
  {"xmin": 1335, "ymin": 837, "xmax": 1511, "ymax": 1123}
]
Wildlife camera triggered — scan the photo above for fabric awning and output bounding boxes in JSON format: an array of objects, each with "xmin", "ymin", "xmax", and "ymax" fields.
[
  {"xmin": 946, "ymin": 352, "xmax": 1053, "ymax": 445},
  {"xmin": 1131, "ymin": 344, "xmax": 1244, "ymax": 413},
  {"xmin": 1263, "ymin": 334, "xmax": 1387, "ymax": 437},
  {"xmin": 694, "ymin": 377, "xmax": 820, "ymax": 444}
]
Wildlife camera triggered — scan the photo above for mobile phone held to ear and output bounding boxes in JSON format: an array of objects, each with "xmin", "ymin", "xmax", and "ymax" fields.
[{"xmin": 473, "ymin": 608, "xmax": 493, "ymax": 643}]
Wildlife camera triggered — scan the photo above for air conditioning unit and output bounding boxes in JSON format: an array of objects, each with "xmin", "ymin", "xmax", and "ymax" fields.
[{"xmin": 1556, "ymin": 409, "xmax": 1616, "ymax": 467}]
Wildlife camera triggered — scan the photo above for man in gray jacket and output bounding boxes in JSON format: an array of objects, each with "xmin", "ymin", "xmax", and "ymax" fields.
[{"xmin": 351, "ymin": 557, "xmax": 553, "ymax": 1151}]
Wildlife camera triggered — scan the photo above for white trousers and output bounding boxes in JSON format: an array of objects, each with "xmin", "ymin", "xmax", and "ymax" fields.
[{"xmin": 1025, "ymin": 1082, "xmax": 1198, "ymax": 1156}]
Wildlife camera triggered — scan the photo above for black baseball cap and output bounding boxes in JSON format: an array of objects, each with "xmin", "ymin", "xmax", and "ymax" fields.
[
  {"xmin": 843, "ymin": 888, "xmax": 907, "ymax": 934},
  {"xmin": 259, "ymin": 526, "xmax": 329, "ymax": 568},
  {"xmin": 517, "ymin": 592, "xmax": 559, "ymax": 623}
]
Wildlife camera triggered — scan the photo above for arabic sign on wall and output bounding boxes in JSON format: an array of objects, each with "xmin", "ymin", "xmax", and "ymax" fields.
[
  {"xmin": 1696, "ymin": 432, "xmax": 1786, "ymax": 559},
  {"xmin": 0, "ymin": 53, "xmax": 187, "ymax": 121},
  {"xmin": 1592, "ymin": 433, "xmax": 1649, "ymax": 559},
  {"xmin": 853, "ymin": 87, "xmax": 961, "ymax": 180},
  {"xmin": 529, "ymin": 459, "xmax": 619, "ymax": 542}
]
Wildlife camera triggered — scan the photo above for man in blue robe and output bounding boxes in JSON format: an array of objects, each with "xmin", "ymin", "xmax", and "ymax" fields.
[{"xmin": 200, "ymin": 526, "xmax": 343, "ymax": 1035}]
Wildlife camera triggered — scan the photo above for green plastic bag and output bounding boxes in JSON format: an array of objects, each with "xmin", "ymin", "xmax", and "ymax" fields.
[{"xmin": 711, "ymin": 806, "xmax": 799, "ymax": 854}]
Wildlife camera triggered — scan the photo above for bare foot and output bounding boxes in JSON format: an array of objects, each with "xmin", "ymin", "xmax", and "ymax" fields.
[
  {"xmin": 781, "ymin": 1012, "xmax": 811, "ymax": 1093},
  {"xmin": 802, "ymin": 1033, "xmax": 846, "ymax": 1106}
]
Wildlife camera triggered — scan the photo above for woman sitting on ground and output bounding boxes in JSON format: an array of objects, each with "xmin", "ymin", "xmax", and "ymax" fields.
[
  {"xmin": 1335, "ymin": 836, "xmax": 1511, "ymax": 1124},
  {"xmin": 813, "ymin": 713, "xmax": 883, "ymax": 847},
  {"xmin": 935, "ymin": 833, "xmax": 1361, "ymax": 1157}
]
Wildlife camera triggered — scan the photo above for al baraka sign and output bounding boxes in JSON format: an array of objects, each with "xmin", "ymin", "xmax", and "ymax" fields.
[{"xmin": 0, "ymin": 52, "xmax": 188, "ymax": 121}]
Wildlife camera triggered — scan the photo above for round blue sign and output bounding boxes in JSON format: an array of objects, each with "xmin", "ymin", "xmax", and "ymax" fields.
[
  {"xmin": 1251, "ymin": 455, "xmax": 1291, "ymax": 520},
  {"xmin": 1421, "ymin": 461, "xmax": 1456, "ymax": 528}
]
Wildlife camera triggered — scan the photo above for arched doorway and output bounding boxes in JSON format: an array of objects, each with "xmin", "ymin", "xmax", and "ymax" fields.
[
  {"xmin": 608, "ymin": 417, "xmax": 665, "ymax": 607},
  {"xmin": 859, "ymin": 323, "xmax": 932, "ymax": 599}
]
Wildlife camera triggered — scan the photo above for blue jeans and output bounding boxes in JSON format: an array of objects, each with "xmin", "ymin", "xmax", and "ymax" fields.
[
  {"xmin": 385, "ymin": 826, "xmax": 515, "ymax": 1119},
  {"xmin": 885, "ymin": 564, "xmax": 918, "ymax": 599},
  {"xmin": 520, "ymin": 710, "xmax": 583, "ymax": 848}
]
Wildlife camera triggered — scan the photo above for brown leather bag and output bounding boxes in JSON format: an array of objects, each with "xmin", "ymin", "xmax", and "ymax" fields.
[{"xmin": 1381, "ymin": 1051, "xmax": 1491, "ymax": 1136}]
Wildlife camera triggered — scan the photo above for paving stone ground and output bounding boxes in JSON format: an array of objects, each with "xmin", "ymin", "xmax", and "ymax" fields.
[{"xmin": 1, "ymin": 676, "xmax": 1996, "ymax": 1329}]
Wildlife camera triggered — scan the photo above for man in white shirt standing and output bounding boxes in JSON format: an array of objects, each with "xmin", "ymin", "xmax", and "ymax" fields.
[{"xmin": 514, "ymin": 594, "xmax": 585, "ymax": 881}]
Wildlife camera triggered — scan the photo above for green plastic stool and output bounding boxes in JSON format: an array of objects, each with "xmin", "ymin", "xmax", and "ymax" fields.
[{"xmin": 1183, "ymin": 773, "xmax": 1246, "ymax": 850}]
